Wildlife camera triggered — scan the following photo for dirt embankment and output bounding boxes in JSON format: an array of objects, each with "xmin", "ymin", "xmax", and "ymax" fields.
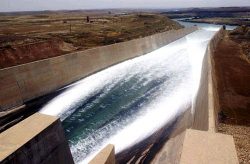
[
  {"xmin": 213, "ymin": 26, "xmax": 250, "ymax": 164},
  {"xmin": 0, "ymin": 12, "xmax": 182, "ymax": 68},
  {"xmin": 0, "ymin": 40, "xmax": 76, "ymax": 68}
]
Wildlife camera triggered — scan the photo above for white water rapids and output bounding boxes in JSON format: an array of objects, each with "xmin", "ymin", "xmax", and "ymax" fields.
[{"xmin": 39, "ymin": 28, "xmax": 218, "ymax": 163}]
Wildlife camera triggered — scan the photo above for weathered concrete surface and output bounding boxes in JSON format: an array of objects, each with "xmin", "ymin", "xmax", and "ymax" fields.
[
  {"xmin": 180, "ymin": 129, "xmax": 238, "ymax": 164},
  {"xmin": 89, "ymin": 144, "xmax": 115, "ymax": 164},
  {"xmin": 0, "ymin": 113, "xmax": 74, "ymax": 164},
  {"xmin": 0, "ymin": 27, "xmax": 197, "ymax": 111},
  {"xmin": 192, "ymin": 47, "xmax": 209, "ymax": 131},
  {"xmin": 150, "ymin": 107, "xmax": 192, "ymax": 164},
  {"xmin": 150, "ymin": 131, "xmax": 186, "ymax": 164}
]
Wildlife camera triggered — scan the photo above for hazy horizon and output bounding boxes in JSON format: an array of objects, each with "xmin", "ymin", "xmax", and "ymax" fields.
[{"xmin": 1, "ymin": 0, "xmax": 250, "ymax": 12}]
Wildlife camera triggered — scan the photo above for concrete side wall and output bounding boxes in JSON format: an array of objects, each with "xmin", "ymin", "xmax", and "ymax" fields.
[
  {"xmin": 192, "ymin": 28, "xmax": 225, "ymax": 131},
  {"xmin": 0, "ymin": 27, "xmax": 197, "ymax": 111},
  {"xmin": 208, "ymin": 29, "xmax": 225, "ymax": 132},
  {"xmin": 192, "ymin": 48, "xmax": 209, "ymax": 130},
  {"xmin": 0, "ymin": 113, "xmax": 74, "ymax": 164}
]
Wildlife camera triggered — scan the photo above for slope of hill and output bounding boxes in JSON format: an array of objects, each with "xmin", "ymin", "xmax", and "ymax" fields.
[{"xmin": 0, "ymin": 11, "xmax": 183, "ymax": 69}]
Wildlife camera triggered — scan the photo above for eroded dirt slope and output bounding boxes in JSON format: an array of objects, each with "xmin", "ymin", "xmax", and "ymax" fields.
[{"xmin": 213, "ymin": 26, "xmax": 250, "ymax": 164}]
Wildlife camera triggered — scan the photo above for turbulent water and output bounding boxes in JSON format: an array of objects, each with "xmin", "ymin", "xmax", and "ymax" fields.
[{"xmin": 40, "ymin": 28, "xmax": 217, "ymax": 163}]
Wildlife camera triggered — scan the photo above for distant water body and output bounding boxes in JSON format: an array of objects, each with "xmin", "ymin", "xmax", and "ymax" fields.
[{"xmin": 174, "ymin": 18, "xmax": 237, "ymax": 30}]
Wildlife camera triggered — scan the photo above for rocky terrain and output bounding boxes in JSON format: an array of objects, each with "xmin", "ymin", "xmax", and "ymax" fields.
[{"xmin": 0, "ymin": 10, "xmax": 182, "ymax": 69}]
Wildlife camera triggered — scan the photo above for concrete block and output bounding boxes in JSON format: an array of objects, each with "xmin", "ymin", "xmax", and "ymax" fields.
[
  {"xmin": 180, "ymin": 129, "xmax": 239, "ymax": 164},
  {"xmin": 0, "ymin": 113, "xmax": 74, "ymax": 164},
  {"xmin": 89, "ymin": 144, "xmax": 115, "ymax": 164}
]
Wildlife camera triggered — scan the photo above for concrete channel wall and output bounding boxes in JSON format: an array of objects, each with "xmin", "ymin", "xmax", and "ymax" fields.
[
  {"xmin": 0, "ymin": 27, "xmax": 197, "ymax": 111},
  {"xmin": 208, "ymin": 29, "xmax": 225, "ymax": 132},
  {"xmin": 192, "ymin": 28, "xmax": 225, "ymax": 131}
]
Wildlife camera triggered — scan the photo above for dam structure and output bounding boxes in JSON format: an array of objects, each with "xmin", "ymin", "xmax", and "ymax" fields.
[
  {"xmin": 0, "ymin": 27, "xmax": 238, "ymax": 164},
  {"xmin": 40, "ymin": 28, "xmax": 216, "ymax": 163}
]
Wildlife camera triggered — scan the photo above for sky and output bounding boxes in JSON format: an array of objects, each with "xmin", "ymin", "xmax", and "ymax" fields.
[{"xmin": 1, "ymin": 0, "xmax": 250, "ymax": 12}]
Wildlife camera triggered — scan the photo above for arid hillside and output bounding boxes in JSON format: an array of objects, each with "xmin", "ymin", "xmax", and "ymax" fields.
[{"xmin": 0, "ymin": 11, "xmax": 182, "ymax": 68}]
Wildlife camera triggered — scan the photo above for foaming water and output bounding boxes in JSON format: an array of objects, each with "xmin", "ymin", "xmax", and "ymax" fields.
[{"xmin": 40, "ymin": 29, "xmax": 217, "ymax": 163}]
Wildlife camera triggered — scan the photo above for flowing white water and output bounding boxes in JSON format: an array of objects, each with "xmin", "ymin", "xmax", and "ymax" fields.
[{"xmin": 39, "ymin": 28, "xmax": 217, "ymax": 163}]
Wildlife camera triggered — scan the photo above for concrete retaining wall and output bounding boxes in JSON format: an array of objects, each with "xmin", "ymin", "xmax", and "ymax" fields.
[
  {"xmin": 208, "ymin": 29, "xmax": 225, "ymax": 132},
  {"xmin": 0, "ymin": 113, "xmax": 74, "ymax": 164},
  {"xmin": 0, "ymin": 27, "xmax": 197, "ymax": 111},
  {"xmin": 192, "ymin": 28, "xmax": 225, "ymax": 131}
]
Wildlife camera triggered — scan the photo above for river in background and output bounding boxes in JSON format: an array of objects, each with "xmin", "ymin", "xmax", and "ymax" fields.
[
  {"xmin": 40, "ymin": 28, "xmax": 217, "ymax": 163},
  {"xmin": 174, "ymin": 18, "xmax": 237, "ymax": 30}
]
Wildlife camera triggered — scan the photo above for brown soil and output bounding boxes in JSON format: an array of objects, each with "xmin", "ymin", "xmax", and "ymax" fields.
[
  {"xmin": 0, "ymin": 39, "xmax": 76, "ymax": 68},
  {"xmin": 214, "ymin": 26, "xmax": 250, "ymax": 163},
  {"xmin": 214, "ymin": 28, "xmax": 250, "ymax": 125},
  {"xmin": 0, "ymin": 11, "xmax": 182, "ymax": 69}
]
